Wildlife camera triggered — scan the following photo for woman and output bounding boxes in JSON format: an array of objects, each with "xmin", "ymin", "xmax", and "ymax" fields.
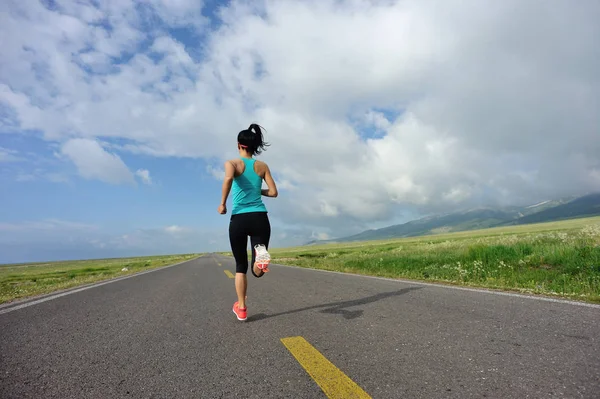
[{"xmin": 218, "ymin": 123, "xmax": 278, "ymax": 321}]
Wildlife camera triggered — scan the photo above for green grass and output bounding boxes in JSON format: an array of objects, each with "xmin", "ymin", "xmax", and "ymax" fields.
[
  {"xmin": 0, "ymin": 253, "xmax": 201, "ymax": 305},
  {"xmin": 258, "ymin": 216, "xmax": 600, "ymax": 303},
  {"xmin": 5, "ymin": 216, "xmax": 600, "ymax": 305}
]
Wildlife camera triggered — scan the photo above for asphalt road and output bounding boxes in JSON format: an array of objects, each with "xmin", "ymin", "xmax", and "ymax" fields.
[{"xmin": 1, "ymin": 254, "xmax": 599, "ymax": 398}]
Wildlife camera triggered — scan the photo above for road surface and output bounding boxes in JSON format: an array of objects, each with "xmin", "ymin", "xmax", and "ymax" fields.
[{"xmin": 1, "ymin": 254, "xmax": 599, "ymax": 398}]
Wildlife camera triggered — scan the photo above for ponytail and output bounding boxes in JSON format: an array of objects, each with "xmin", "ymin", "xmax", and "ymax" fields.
[
  {"xmin": 237, "ymin": 123, "xmax": 270, "ymax": 156},
  {"xmin": 248, "ymin": 123, "xmax": 269, "ymax": 155}
]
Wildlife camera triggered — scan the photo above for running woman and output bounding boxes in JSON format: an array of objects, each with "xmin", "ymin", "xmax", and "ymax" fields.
[{"xmin": 218, "ymin": 123, "xmax": 278, "ymax": 321}]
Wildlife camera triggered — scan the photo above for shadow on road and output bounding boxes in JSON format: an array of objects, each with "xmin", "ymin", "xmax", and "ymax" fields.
[{"xmin": 247, "ymin": 286, "xmax": 422, "ymax": 322}]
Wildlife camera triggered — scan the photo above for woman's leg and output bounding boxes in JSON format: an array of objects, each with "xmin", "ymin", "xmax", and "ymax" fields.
[
  {"xmin": 229, "ymin": 215, "xmax": 249, "ymax": 309},
  {"xmin": 250, "ymin": 212, "xmax": 271, "ymax": 278}
]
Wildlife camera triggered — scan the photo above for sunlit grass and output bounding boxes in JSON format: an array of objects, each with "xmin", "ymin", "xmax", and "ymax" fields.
[
  {"xmin": 0, "ymin": 253, "xmax": 200, "ymax": 304},
  {"xmin": 258, "ymin": 216, "xmax": 600, "ymax": 303}
]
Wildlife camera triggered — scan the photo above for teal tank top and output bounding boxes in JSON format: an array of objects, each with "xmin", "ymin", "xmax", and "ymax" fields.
[{"xmin": 231, "ymin": 158, "xmax": 268, "ymax": 215}]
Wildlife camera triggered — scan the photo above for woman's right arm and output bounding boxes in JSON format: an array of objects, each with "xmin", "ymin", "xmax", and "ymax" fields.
[{"xmin": 261, "ymin": 163, "xmax": 278, "ymax": 198}]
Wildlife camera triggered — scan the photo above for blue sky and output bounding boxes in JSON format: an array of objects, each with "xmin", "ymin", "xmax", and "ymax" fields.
[{"xmin": 1, "ymin": 0, "xmax": 599, "ymax": 264}]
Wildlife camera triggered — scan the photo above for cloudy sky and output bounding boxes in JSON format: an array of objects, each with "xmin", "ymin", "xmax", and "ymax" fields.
[{"xmin": 1, "ymin": 0, "xmax": 599, "ymax": 263}]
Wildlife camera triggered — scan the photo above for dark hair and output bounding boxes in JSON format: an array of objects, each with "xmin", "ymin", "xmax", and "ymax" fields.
[{"xmin": 237, "ymin": 123, "xmax": 269, "ymax": 156}]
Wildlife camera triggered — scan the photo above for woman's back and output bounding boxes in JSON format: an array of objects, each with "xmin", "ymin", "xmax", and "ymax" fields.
[{"xmin": 231, "ymin": 158, "xmax": 267, "ymax": 215}]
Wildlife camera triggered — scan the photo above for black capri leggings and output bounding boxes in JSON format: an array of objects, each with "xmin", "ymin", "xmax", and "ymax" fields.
[{"xmin": 229, "ymin": 212, "xmax": 271, "ymax": 276}]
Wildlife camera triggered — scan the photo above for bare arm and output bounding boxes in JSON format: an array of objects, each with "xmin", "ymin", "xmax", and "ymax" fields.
[
  {"xmin": 218, "ymin": 161, "xmax": 236, "ymax": 214},
  {"xmin": 261, "ymin": 164, "xmax": 278, "ymax": 198}
]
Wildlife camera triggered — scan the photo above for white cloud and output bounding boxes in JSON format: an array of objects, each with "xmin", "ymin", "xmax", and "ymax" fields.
[
  {"xmin": 13, "ymin": 168, "xmax": 70, "ymax": 184},
  {"xmin": 165, "ymin": 225, "xmax": 188, "ymax": 234},
  {"xmin": 0, "ymin": 145, "xmax": 71, "ymax": 184},
  {"xmin": 165, "ymin": 225, "xmax": 181, "ymax": 233},
  {"xmin": 61, "ymin": 138, "xmax": 135, "ymax": 185},
  {"xmin": 108, "ymin": 224, "xmax": 212, "ymax": 254},
  {"xmin": 312, "ymin": 231, "xmax": 330, "ymax": 241},
  {"xmin": 15, "ymin": 173, "xmax": 35, "ymax": 182},
  {"xmin": 0, "ymin": 219, "xmax": 97, "ymax": 232},
  {"xmin": 0, "ymin": 147, "xmax": 23, "ymax": 162},
  {"xmin": 0, "ymin": 220, "xmax": 214, "ymax": 263},
  {"xmin": 1, "ymin": 0, "xmax": 599, "ymax": 238},
  {"xmin": 206, "ymin": 164, "xmax": 225, "ymax": 180},
  {"xmin": 148, "ymin": 0, "xmax": 208, "ymax": 29},
  {"xmin": 362, "ymin": 110, "xmax": 392, "ymax": 134},
  {"xmin": 135, "ymin": 169, "xmax": 152, "ymax": 185},
  {"xmin": 46, "ymin": 172, "xmax": 70, "ymax": 184}
]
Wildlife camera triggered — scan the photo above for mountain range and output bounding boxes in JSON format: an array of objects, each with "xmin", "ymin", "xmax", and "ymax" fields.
[{"xmin": 307, "ymin": 192, "xmax": 600, "ymax": 245}]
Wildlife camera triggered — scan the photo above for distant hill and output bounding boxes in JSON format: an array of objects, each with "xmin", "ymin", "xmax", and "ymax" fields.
[
  {"xmin": 504, "ymin": 193, "xmax": 600, "ymax": 225},
  {"xmin": 307, "ymin": 193, "xmax": 599, "ymax": 245}
]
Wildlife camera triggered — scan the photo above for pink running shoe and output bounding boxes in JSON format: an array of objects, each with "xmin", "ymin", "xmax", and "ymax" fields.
[
  {"xmin": 254, "ymin": 244, "xmax": 271, "ymax": 272},
  {"xmin": 233, "ymin": 301, "xmax": 247, "ymax": 321}
]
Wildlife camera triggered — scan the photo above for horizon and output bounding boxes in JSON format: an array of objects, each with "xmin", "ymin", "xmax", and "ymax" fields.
[
  {"xmin": 1, "ymin": 1, "xmax": 599, "ymax": 264},
  {"xmin": 3, "ymin": 192, "xmax": 598, "ymax": 265}
]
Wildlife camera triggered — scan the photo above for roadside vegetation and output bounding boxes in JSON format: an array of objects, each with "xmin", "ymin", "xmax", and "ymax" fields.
[
  {"xmin": 0, "ymin": 253, "xmax": 200, "ymax": 304},
  {"xmin": 5, "ymin": 217, "xmax": 600, "ymax": 306},
  {"xmin": 264, "ymin": 217, "xmax": 600, "ymax": 303}
]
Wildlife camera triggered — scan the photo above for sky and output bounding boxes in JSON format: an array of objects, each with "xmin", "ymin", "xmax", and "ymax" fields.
[{"xmin": 1, "ymin": 0, "xmax": 599, "ymax": 264}]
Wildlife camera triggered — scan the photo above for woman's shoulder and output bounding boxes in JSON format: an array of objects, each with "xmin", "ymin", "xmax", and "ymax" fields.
[
  {"xmin": 254, "ymin": 159, "xmax": 271, "ymax": 170},
  {"xmin": 254, "ymin": 159, "xmax": 268, "ymax": 166},
  {"xmin": 225, "ymin": 158, "xmax": 245, "ymax": 175},
  {"xmin": 253, "ymin": 159, "xmax": 270, "ymax": 176},
  {"xmin": 226, "ymin": 158, "xmax": 244, "ymax": 166}
]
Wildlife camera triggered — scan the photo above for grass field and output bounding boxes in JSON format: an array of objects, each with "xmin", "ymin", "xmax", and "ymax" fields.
[
  {"xmin": 253, "ymin": 216, "xmax": 600, "ymax": 303},
  {"xmin": 4, "ymin": 216, "xmax": 600, "ymax": 306},
  {"xmin": 0, "ymin": 253, "xmax": 200, "ymax": 305}
]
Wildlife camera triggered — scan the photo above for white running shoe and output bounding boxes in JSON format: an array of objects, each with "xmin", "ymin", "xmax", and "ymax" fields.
[{"xmin": 254, "ymin": 244, "xmax": 271, "ymax": 272}]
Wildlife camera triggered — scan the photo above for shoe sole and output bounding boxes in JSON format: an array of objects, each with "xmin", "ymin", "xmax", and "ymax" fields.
[
  {"xmin": 256, "ymin": 263, "xmax": 270, "ymax": 272},
  {"xmin": 255, "ymin": 258, "xmax": 271, "ymax": 272},
  {"xmin": 255, "ymin": 246, "xmax": 271, "ymax": 272}
]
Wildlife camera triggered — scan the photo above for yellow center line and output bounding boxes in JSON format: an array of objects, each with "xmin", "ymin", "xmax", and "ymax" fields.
[
  {"xmin": 223, "ymin": 270, "xmax": 235, "ymax": 278},
  {"xmin": 281, "ymin": 336, "xmax": 372, "ymax": 399}
]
